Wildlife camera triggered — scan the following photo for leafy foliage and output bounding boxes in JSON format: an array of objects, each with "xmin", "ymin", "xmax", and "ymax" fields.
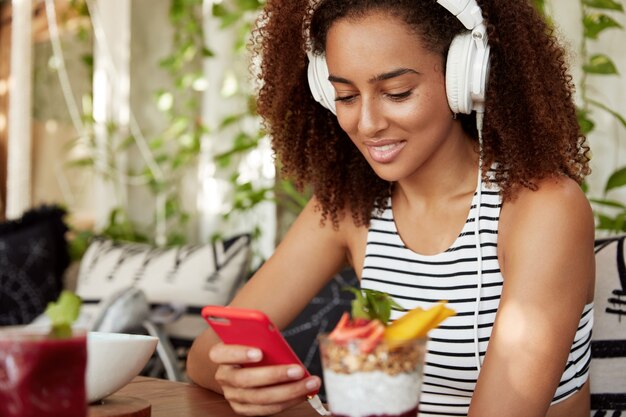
[
  {"xmin": 149, "ymin": 0, "xmax": 206, "ymax": 245},
  {"xmin": 209, "ymin": 0, "xmax": 309, "ymax": 248},
  {"xmin": 45, "ymin": 291, "xmax": 82, "ymax": 338},
  {"xmin": 570, "ymin": 0, "xmax": 626, "ymax": 233},
  {"xmin": 344, "ymin": 286, "xmax": 404, "ymax": 324},
  {"xmin": 63, "ymin": 0, "xmax": 206, "ymax": 250},
  {"xmin": 532, "ymin": 0, "xmax": 547, "ymax": 15},
  {"xmin": 61, "ymin": 0, "xmax": 306, "ymax": 261}
]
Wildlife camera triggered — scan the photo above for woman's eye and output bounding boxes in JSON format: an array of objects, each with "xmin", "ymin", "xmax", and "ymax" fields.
[
  {"xmin": 335, "ymin": 95, "xmax": 357, "ymax": 104},
  {"xmin": 386, "ymin": 90, "xmax": 413, "ymax": 101},
  {"xmin": 334, "ymin": 90, "xmax": 413, "ymax": 104}
]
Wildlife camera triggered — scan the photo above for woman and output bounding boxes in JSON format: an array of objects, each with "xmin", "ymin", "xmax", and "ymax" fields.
[{"xmin": 187, "ymin": 1, "xmax": 595, "ymax": 416}]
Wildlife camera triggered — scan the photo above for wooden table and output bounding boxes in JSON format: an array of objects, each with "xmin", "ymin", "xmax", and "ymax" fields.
[{"xmin": 89, "ymin": 376, "xmax": 321, "ymax": 417}]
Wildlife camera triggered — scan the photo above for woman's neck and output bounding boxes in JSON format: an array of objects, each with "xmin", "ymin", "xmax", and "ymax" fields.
[{"xmin": 395, "ymin": 132, "xmax": 479, "ymax": 210}]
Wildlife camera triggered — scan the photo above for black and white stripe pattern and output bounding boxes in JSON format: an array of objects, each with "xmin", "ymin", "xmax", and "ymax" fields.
[
  {"xmin": 361, "ymin": 179, "xmax": 593, "ymax": 416},
  {"xmin": 590, "ymin": 236, "xmax": 626, "ymax": 415}
]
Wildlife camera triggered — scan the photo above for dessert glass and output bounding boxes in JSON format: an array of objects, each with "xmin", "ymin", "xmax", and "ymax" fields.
[
  {"xmin": 0, "ymin": 326, "xmax": 88, "ymax": 417},
  {"xmin": 319, "ymin": 334, "xmax": 427, "ymax": 417}
]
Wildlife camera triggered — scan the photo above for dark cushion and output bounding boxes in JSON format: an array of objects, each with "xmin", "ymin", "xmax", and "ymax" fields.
[
  {"xmin": 0, "ymin": 206, "xmax": 70, "ymax": 325},
  {"xmin": 282, "ymin": 267, "xmax": 359, "ymax": 401}
]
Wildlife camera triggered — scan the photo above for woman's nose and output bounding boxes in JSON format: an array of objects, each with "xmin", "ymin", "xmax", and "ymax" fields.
[{"xmin": 357, "ymin": 97, "xmax": 388, "ymax": 137}]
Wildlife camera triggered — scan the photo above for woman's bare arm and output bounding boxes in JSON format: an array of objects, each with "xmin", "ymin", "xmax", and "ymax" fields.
[
  {"xmin": 186, "ymin": 197, "xmax": 350, "ymax": 394},
  {"xmin": 468, "ymin": 177, "xmax": 595, "ymax": 417}
]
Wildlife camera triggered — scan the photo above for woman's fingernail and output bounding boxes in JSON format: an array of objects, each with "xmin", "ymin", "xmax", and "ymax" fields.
[
  {"xmin": 287, "ymin": 366, "xmax": 304, "ymax": 379},
  {"xmin": 247, "ymin": 349, "xmax": 262, "ymax": 361},
  {"xmin": 305, "ymin": 378, "xmax": 320, "ymax": 390}
]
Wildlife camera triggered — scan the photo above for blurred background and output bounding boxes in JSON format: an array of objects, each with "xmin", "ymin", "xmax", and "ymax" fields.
[{"xmin": 0, "ymin": 0, "xmax": 625, "ymax": 266}]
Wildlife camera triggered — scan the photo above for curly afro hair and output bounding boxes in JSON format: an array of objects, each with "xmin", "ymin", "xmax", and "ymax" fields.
[{"xmin": 251, "ymin": 0, "xmax": 590, "ymax": 228}]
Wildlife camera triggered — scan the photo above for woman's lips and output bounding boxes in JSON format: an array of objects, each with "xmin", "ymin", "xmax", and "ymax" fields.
[{"xmin": 366, "ymin": 140, "xmax": 407, "ymax": 163}]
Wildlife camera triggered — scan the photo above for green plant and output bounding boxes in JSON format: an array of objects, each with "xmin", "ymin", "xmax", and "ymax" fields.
[
  {"xmin": 62, "ymin": 0, "xmax": 207, "ymax": 249},
  {"xmin": 150, "ymin": 0, "xmax": 207, "ymax": 245},
  {"xmin": 209, "ymin": 0, "xmax": 309, "ymax": 247},
  {"xmin": 533, "ymin": 0, "xmax": 547, "ymax": 15},
  {"xmin": 52, "ymin": 2, "xmax": 148, "ymax": 248},
  {"xmin": 572, "ymin": 0, "xmax": 626, "ymax": 233},
  {"xmin": 535, "ymin": 1, "xmax": 626, "ymax": 233},
  {"xmin": 203, "ymin": 0, "xmax": 273, "ymax": 249},
  {"xmin": 58, "ymin": 0, "xmax": 307, "ymax": 263}
]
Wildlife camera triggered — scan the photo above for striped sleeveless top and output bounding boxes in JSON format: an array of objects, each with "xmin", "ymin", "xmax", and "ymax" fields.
[{"xmin": 360, "ymin": 178, "xmax": 593, "ymax": 417}]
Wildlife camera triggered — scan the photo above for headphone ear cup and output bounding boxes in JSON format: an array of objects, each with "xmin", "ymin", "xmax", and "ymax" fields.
[
  {"xmin": 445, "ymin": 32, "xmax": 473, "ymax": 115},
  {"xmin": 307, "ymin": 52, "xmax": 337, "ymax": 115}
]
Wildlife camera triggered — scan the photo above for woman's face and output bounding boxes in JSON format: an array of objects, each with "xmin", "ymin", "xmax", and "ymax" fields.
[{"xmin": 325, "ymin": 11, "xmax": 467, "ymax": 182}]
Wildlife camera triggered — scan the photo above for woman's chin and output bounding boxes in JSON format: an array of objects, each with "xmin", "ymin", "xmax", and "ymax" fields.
[{"xmin": 369, "ymin": 167, "xmax": 405, "ymax": 183}]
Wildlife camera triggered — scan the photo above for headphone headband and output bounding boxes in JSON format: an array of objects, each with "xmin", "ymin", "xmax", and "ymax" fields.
[{"xmin": 436, "ymin": 0, "xmax": 484, "ymax": 29}]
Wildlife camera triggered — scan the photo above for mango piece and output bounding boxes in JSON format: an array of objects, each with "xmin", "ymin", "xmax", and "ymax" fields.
[{"xmin": 383, "ymin": 301, "xmax": 455, "ymax": 342}]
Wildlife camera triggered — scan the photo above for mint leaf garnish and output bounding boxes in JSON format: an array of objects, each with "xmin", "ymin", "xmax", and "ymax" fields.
[
  {"xmin": 343, "ymin": 286, "xmax": 403, "ymax": 324},
  {"xmin": 45, "ymin": 291, "xmax": 82, "ymax": 338}
]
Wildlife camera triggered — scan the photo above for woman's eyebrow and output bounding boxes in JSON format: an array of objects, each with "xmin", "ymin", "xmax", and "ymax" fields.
[
  {"xmin": 328, "ymin": 68, "xmax": 419, "ymax": 85},
  {"xmin": 370, "ymin": 68, "xmax": 419, "ymax": 82}
]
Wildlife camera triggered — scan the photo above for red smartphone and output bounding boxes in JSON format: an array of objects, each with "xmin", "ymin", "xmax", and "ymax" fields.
[
  {"xmin": 201, "ymin": 305, "xmax": 313, "ymax": 374},
  {"xmin": 202, "ymin": 305, "xmax": 328, "ymax": 411}
]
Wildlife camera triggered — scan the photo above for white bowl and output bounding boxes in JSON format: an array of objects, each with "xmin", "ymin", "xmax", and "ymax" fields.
[{"xmin": 86, "ymin": 332, "xmax": 158, "ymax": 403}]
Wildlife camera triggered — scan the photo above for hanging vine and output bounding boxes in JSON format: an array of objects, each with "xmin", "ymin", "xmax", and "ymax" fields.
[
  {"xmin": 574, "ymin": 0, "xmax": 626, "ymax": 232},
  {"xmin": 150, "ymin": 0, "xmax": 207, "ymax": 245},
  {"xmin": 210, "ymin": 0, "xmax": 310, "ymax": 246},
  {"xmin": 63, "ymin": 0, "xmax": 208, "ymax": 250}
]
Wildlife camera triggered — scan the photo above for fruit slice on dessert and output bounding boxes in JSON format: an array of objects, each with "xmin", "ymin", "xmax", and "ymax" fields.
[
  {"xmin": 327, "ymin": 288, "xmax": 456, "ymax": 352},
  {"xmin": 328, "ymin": 313, "xmax": 385, "ymax": 353},
  {"xmin": 383, "ymin": 301, "xmax": 456, "ymax": 343}
]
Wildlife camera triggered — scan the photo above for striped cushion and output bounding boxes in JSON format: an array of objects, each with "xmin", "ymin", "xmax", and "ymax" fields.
[
  {"xmin": 591, "ymin": 236, "xmax": 626, "ymax": 415},
  {"xmin": 76, "ymin": 235, "xmax": 251, "ymax": 342}
]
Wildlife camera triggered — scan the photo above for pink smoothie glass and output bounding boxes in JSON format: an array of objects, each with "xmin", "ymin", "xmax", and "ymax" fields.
[{"xmin": 0, "ymin": 326, "xmax": 88, "ymax": 417}]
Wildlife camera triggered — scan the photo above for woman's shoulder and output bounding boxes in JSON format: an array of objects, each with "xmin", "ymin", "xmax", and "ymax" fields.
[
  {"xmin": 500, "ymin": 175, "xmax": 594, "ymax": 243},
  {"xmin": 504, "ymin": 175, "xmax": 591, "ymax": 216},
  {"xmin": 286, "ymin": 195, "xmax": 368, "ymax": 275},
  {"xmin": 297, "ymin": 195, "xmax": 368, "ymax": 239},
  {"xmin": 503, "ymin": 176, "xmax": 589, "ymax": 210}
]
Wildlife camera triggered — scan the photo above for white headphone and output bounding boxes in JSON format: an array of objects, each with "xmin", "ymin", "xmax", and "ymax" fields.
[{"xmin": 307, "ymin": 0, "xmax": 491, "ymax": 115}]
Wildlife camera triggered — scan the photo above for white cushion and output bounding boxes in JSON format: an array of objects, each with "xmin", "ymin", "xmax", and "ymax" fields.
[{"xmin": 75, "ymin": 235, "xmax": 251, "ymax": 341}]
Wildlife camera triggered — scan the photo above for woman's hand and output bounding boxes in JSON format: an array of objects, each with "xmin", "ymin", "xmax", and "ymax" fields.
[{"xmin": 209, "ymin": 342, "xmax": 322, "ymax": 416}]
